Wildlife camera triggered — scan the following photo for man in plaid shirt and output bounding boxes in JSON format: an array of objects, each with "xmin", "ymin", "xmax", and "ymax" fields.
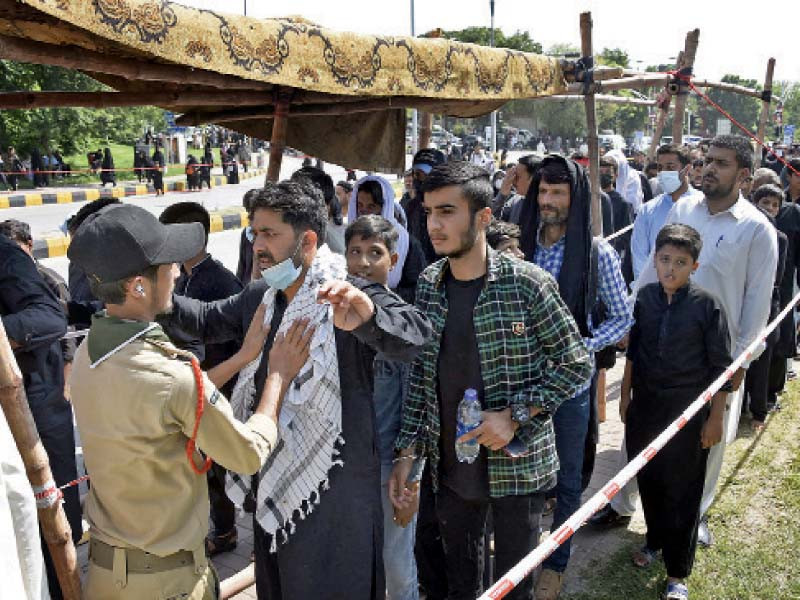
[
  {"xmin": 389, "ymin": 162, "xmax": 592, "ymax": 600},
  {"xmin": 522, "ymin": 155, "xmax": 633, "ymax": 600}
]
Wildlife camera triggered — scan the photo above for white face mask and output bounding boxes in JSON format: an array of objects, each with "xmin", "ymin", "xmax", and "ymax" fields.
[
  {"xmin": 658, "ymin": 170, "xmax": 682, "ymax": 195},
  {"xmin": 260, "ymin": 238, "xmax": 303, "ymax": 291}
]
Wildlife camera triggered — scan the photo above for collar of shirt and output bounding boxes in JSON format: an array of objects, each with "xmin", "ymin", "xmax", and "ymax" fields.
[
  {"xmin": 432, "ymin": 248, "xmax": 499, "ymax": 290},
  {"xmin": 701, "ymin": 193, "xmax": 747, "ymax": 220},
  {"xmin": 533, "ymin": 228, "xmax": 566, "ymax": 279}
]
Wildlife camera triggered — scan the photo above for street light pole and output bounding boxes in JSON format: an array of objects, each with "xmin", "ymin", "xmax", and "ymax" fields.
[
  {"xmin": 410, "ymin": 0, "xmax": 418, "ymax": 155},
  {"xmin": 489, "ymin": 0, "xmax": 497, "ymax": 155}
]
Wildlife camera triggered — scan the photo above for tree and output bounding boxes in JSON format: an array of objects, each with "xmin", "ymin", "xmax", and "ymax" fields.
[
  {"xmin": 0, "ymin": 60, "xmax": 166, "ymax": 157},
  {"xmin": 695, "ymin": 74, "xmax": 760, "ymax": 137},
  {"xmin": 443, "ymin": 26, "xmax": 542, "ymax": 54}
]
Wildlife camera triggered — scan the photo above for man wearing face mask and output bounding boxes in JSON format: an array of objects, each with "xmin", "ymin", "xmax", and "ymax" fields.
[
  {"xmin": 630, "ymin": 144, "xmax": 703, "ymax": 279},
  {"xmin": 164, "ymin": 181, "xmax": 432, "ymax": 600},
  {"xmin": 401, "ymin": 148, "xmax": 447, "ymax": 265}
]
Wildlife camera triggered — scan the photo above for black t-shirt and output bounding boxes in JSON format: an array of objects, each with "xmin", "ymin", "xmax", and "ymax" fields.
[{"xmin": 437, "ymin": 271, "xmax": 489, "ymax": 501}]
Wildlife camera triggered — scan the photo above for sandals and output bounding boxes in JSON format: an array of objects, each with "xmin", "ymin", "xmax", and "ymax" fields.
[
  {"xmin": 205, "ymin": 528, "xmax": 238, "ymax": 557},
  {"xmin": 631, "ymin": 545, "xmax": 659, "ymax": 568},
  {"xmin": 664, "ymin": 581, "xmax": 688, "ymax": 599}
]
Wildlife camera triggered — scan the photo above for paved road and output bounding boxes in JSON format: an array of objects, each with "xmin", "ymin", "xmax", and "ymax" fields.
[{"xmin": 5, "ymin": 155, "xmax": 388, "ymax": 238}]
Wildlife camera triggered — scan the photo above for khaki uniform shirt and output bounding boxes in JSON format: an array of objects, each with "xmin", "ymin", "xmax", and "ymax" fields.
[{"xmin": 70, "ymin": 316, "xmax": 277, "ymax": 557}]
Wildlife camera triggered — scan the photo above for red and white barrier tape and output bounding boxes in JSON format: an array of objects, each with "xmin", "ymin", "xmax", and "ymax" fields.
[
  {"xmin": 33, "ymin": 479, "xmax": 63, "ymax": 510},
  {"xmin": 480, "ymin": 289, "xmax": 800, "ymax": 600}
]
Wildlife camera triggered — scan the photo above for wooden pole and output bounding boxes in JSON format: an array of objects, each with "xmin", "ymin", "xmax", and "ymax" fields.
[
  {"xmin": 0, "ymin": 90, "xmax": 273, "ymax": 110},
  {"xmin": 220, "ymin": 564, "xmax": 256, "ymax": 599},
  {"xmin": 755, "ymin": 58, "xmax": 776, "ymax": 167},
  {"xmin": 419, "ymin": 112, "xmax": 433, "ymax": 150},
  {"xmin": 580, "ymin": 12, "xmax": 602, "ymax": 237},
  {"xmin": 0, "ymin": 34, "xmax": 269, "ymax": 91},
  {"xmin": 0, "ymin": 320, "xmax": 81, "ymax": 599},
  {"xmin": 266, "ymin": 93, "xmax": 290, "ymax": 183},
  {"xmin": 671, "ymin": 30, "xmax": 700, "ymax": 144},
  {"xmin": 648, "ymin": 103, "xmax": 670, "ymax": 160},
  {"xmin": 540, "ymin": 94, "xmax": 656, "ymax": 106}
]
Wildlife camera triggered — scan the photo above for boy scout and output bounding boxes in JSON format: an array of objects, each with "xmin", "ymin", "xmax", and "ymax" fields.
[{"xmin": 67, "ymin": 204, "xmax": 312, "ymax": 599}]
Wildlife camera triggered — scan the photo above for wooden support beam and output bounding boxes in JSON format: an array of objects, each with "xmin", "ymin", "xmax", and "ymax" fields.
[
  {"xmin": 0, "ymin": 90, "xmax": 273, "ymax": 110},
  {"xmin": 541, "ymin": 94, "xmax": 656, "ymax": 106},
  {"xmin": 419, "ymin": 112, "xmax": 433, "ymax": 150},
  {"xmin": 648, "ymin": 102, "xmax": 671, "ymax": 160},
  {"xmin": 0, "ymin": 34, "xmax": 270, "ymax": 91},
  {"xmin": 756, "ymin": 58, "xmax": 776, "ymax": 167},
  {"xmin": 580, "ymin": 12, "xmax": 602, "ymax": 238},
  {"xmin": 0, "ymin": 319, "xmax": 81, "ymax": 599},
  {"xmin": 176, "ymin": 97, "xmax": 501, "ymax": 126},
  {"xmin": 671, "ymin": 30, "xmax": 700, "ymax": 144},
  {"xmin": 267, "ymin": 93, "xmax": 290, "ymax": 183}
]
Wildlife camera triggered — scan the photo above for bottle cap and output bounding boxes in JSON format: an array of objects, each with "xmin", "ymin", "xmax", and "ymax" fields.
[{"xmin": 464, "ymin": 388, "xmax": 478, "ymax": 401}]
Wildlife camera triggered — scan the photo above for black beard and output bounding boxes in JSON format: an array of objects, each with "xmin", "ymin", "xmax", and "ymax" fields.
[
  {"xmin": 702, "ymin": 177, "xmax": 737, "ymax": 200},
  {"xmin": 444, "ymin": 217, "xmax": 479, "ymax": 259}
]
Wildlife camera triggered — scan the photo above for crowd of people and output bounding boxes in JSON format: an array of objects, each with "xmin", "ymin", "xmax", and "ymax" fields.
[{"xmin": 0, "ymin": 132, "xmax": 796, "ymax": 600}]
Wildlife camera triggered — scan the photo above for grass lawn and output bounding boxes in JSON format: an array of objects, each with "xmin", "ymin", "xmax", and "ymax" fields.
[
  {"xmin": 564, "ymin": 387, "xmax": 800, "ymax": 600},
  {"xmin": 1, "ymin": 142, "xmax": 184, "ymax": 190}
]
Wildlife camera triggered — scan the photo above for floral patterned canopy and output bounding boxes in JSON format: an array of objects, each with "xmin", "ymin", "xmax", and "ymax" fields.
[{"xmin": 0, "ymin": 0, "xmax": 568, "ymax": 169}]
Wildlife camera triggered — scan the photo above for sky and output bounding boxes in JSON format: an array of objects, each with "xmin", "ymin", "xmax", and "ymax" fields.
[{"xmin": 177, "ymin": 0, "xmax": 799, "ymax": 84}]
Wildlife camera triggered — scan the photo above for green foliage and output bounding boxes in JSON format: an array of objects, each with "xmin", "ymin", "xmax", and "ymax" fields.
[
  {"xmin": 598, "ymin": 48, "xmax": 630, "ymax": 68},
  {"xmin": 443, "ymin": 26, "xmax": 542, "ymax": 53},
  {"xmin": 696, "ymin": 74, "xmax": 761, "ymax": 137},
  {"xmin": 0, "ymin": 60, "xmax": 166, "ymax": 158}
]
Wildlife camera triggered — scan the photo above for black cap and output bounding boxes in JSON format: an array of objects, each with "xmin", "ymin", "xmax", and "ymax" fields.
[
  {"xmin": 68, "ymin": 204, "xmax": 205, "ymax": 283},
  {"xmin": 412, "ymin": 148, "xmax": 446, "ymax": 173}
]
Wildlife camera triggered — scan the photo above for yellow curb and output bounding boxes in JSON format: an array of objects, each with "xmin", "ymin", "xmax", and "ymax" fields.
[
  {"xmin": 0, "ymin": 196, "xmax": 9, "ymax": 209},
  {"xmin": 209, "ymin": 213, "xmax": 223, "ymax": 234},
  {"xmin": 56, "ymin": 191, "xmax": 73, "ymax": 204},
  {"xmin": 111, "ymin": 187, "xmax": 125, "ymax": 199},
  {"xmin": 25, "ymin": 193, "xmax": 42, "ymax": 206},
  {"xmin": 136, "ymin": 185, "xmax": 148, "ymax": 195},
  {"xmin": 85, "ymin": 189, "xmax": 100, "ymax": 201},
  {"xmin": 45, "ymin": 236, "xmax": 69, "ymax": 258}
]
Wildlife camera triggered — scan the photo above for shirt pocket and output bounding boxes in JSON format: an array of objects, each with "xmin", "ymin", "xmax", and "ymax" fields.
[{"xmin": 705, "ymin": 238, "xmax": 738, "ymax": 275}]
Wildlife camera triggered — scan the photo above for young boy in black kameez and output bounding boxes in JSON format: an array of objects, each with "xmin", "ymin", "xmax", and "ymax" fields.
[{"xmin": 621, "ymin": 224, "xmax": 732, "ymax": 600}]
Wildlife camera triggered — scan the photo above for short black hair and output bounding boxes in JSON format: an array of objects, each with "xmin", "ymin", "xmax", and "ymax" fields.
[
  {"xmin": 517, "ymin": 154, "xmax": 541, "ymax": 178},
  {"xmin": 344, "ymin": 215, "xmax": 398, "ymax": 253},
  {"xmin": 788, "ymin": 158, "xmax": 800, "ymax": 175},
  {"xmin": 242, "ymin": 188, "xmax": 261, "ymax": 212},
  {"xmin": 655, "ymin": 223, "xmax": 702, "ymax": 261},
  {"xmin": 486, "ymin": 218, "xmax": 521, "ymax": 249},
  {"xmin": 291, "ymin": 166, "xmax": 334, "ymax": 204},
  {"xmin": 249, "ymin": 180, "xmax": 327, "ymax": 246},
  {"xmin": 420, "ymin": 161, "xmax": 493, "ymax": 213},
  {"xmin": 0, "ymin": 219, "xmax": 32, "ymax": 245},
  {"xmin": 753, "ymin": 183, "xmax": 784, "ymax": 204},
  {"xmin": 709, "ymin": 135, "xmax": 753, "ymax": 170},
  {"xmin": 357, "ymin": 180, "xmax": 384, "ymax": 207},
  {"xmin": 159, "ymin": 202, "xmax": 211, "ymax": 244},
  {"xmin": 336, "ymin": 181, "xmax": 353, "ymax": 194},
  {"xmin": 66, "ymin": 197, "xmax": 121, "ymax": 235},
  {"xmin": 656, "ymin": 144, "xmax": 690, "ymax": 167}
]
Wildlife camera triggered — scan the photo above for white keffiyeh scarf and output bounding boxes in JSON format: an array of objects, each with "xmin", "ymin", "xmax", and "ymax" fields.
[{"xmin": 226, "ymin": 246, "xmax": 347, "ymax": 550}]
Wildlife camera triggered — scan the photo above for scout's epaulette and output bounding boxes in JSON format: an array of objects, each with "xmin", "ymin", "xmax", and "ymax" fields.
[{"xmin": 145, "ymin": 338, "xmax": 213, "ymax": 475}]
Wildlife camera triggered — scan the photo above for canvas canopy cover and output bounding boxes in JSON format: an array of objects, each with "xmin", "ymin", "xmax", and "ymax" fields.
[{"xmin": 0, "ymin": 0, "xmax": 567, "ymax": 170}]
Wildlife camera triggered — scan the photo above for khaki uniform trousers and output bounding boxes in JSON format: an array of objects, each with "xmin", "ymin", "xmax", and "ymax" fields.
[{"xmin": 84, "ymin": 539, "xmax": 219, "ymax": 600}]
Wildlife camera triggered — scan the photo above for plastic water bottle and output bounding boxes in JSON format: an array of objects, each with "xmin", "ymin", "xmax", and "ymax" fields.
[{"xmin": 456, "ymin": 388, "xmax": 482, "ymax": 463}]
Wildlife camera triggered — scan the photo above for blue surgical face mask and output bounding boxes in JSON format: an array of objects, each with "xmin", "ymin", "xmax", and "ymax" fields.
[
  {"xmin": 658, "ymin": 170, "xmax": 682, "ymax": 195},
  {"xmin": 260, "ymin": 238, "xmax": 304, "ymax": 290}
]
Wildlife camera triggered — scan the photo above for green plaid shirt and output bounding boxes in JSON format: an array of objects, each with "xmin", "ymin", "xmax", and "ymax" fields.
[{"xmin": 396, "ymin": 250, "xmax": 593, "ymax": 497}]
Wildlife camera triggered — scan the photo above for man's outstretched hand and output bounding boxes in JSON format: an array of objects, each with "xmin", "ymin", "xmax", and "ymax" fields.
[{"xmin": 317, "ymin": 280, "xmax": 375, "ymax": 331}]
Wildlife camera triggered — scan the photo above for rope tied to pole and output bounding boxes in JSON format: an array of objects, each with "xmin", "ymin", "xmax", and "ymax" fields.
[
  {"xmin": 667, "ymin": 68, "xmax": 800, "ymax": 177},
  {"xmin": 574, "ymin": 55, "xmax": 595, "ymax": 95}
]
